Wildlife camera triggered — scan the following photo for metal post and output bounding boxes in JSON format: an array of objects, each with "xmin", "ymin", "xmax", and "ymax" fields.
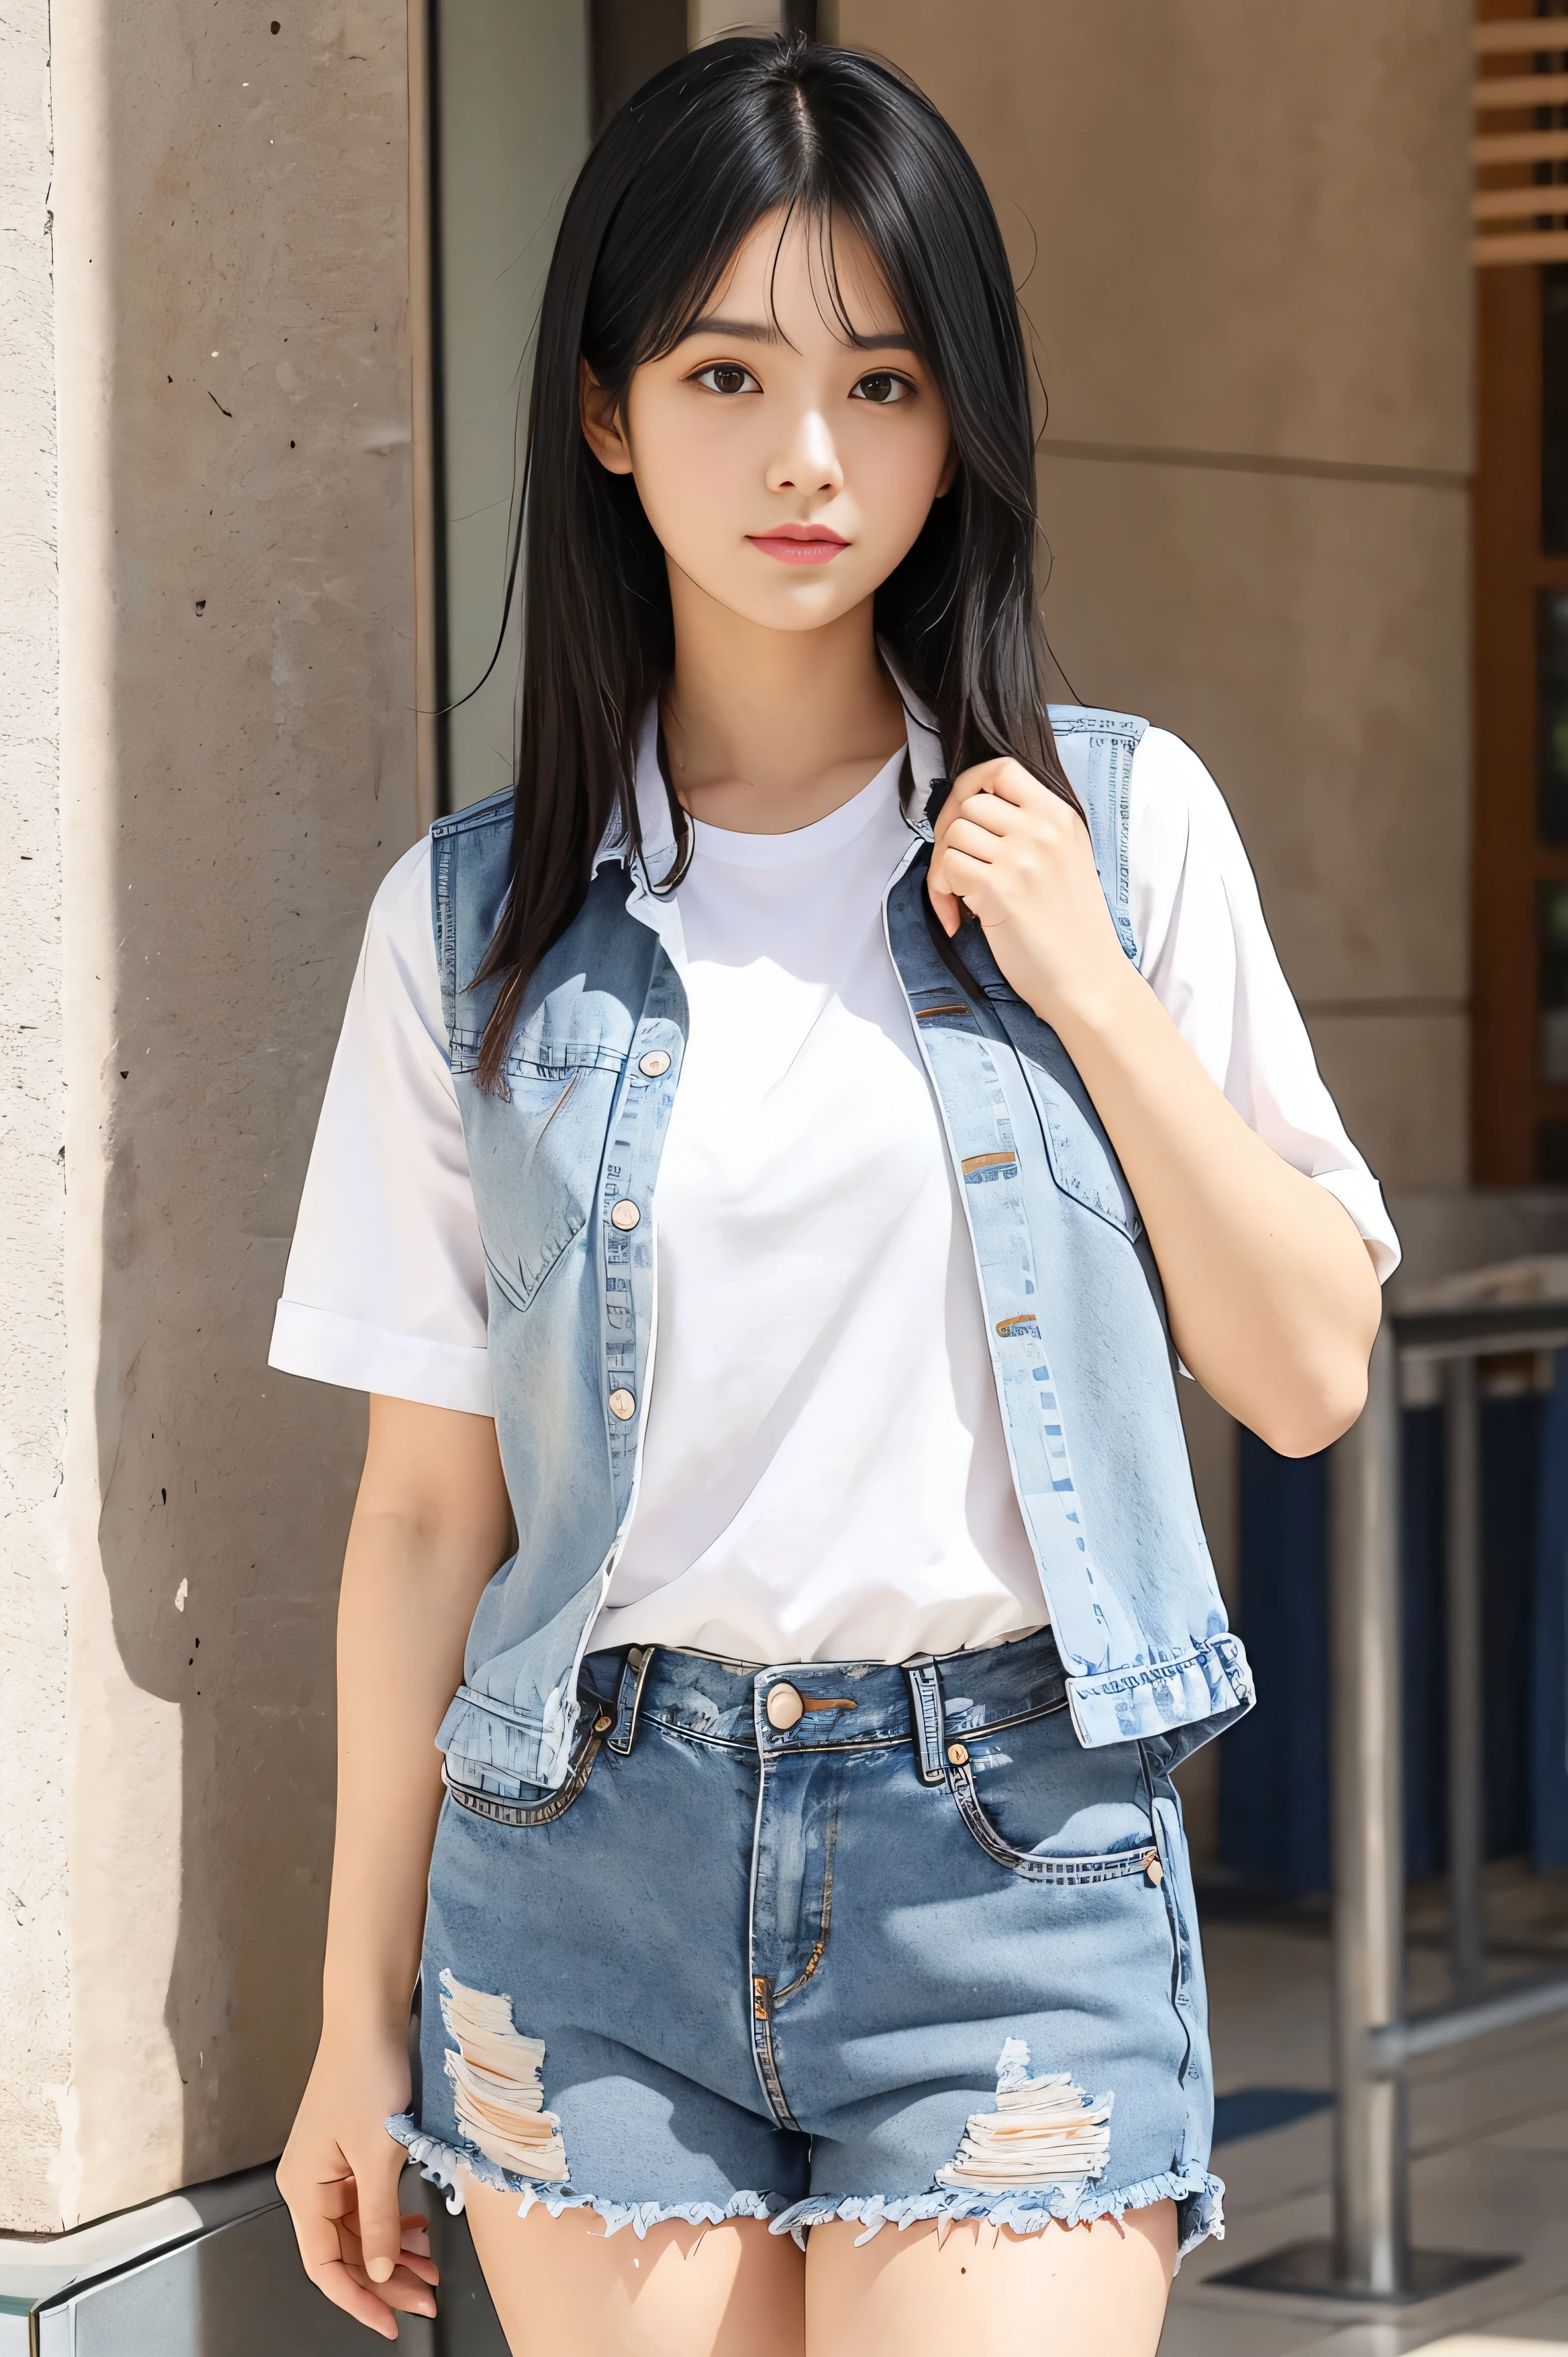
[
  {"xmin": 1329, "ymin": 1320, "xmax": 1409, "ymax": 2296},
  {"xmin": 1216, "ymin": 1297, "xmax": 1566, "ymax": 2306},
  {"xmin": 1443, "ymin": 1354, "xmax": 1486, "ymax": 1994}
]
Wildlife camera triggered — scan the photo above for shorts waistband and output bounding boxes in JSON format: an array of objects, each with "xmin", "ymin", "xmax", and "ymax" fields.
[{"xmin": 579, "ymin": 1626, "xmax": 1068, "ymax": 1762}]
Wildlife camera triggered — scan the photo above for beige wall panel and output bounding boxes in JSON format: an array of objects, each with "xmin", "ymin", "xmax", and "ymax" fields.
[
  {"xmin": 48, "ymin": 0, "xmax": 415, "ymax": 2226},
  {"xmin": 842, "ymin": 0, "xmax": 1472, "ymax": 474},
  {"xmin": 1307, "ymin": 1011, "xmax": 1468, "ymax": 1195},
  {"xmin": 0, "ymin": 0, "xmax": 71, "ymax": 2233},
  {"xmin": 1035, "ymin": 451, "xmax": 1469, "ymax": 1022}
]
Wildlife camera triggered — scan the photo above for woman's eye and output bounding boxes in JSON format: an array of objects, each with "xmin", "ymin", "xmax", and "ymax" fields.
[
  {"xmin": 851, "ymin": 372, "xmax": 912, "ymax": 404},
  {"xmin": 693, "ymin": 363, "xmax": 760, "ymax": 396}
]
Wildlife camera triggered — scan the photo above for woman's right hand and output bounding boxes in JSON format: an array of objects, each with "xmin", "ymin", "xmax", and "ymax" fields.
[{"xmin": 277, "ymin": 2024, "xmax": 440, "ymax": 2340}]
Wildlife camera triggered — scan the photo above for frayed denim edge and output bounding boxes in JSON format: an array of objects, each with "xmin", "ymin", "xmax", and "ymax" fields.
[
  {"xmin": 387, "ymin": 2117, "xmax": 1222, "ymax": 2264},
  {"xmin": 768, "ymin": 2167, "xmax": 1226, "ymax": 2260},
  {"xmin": 386, "ymin": 2114, "xmax": 783, "ymax": 2242}
]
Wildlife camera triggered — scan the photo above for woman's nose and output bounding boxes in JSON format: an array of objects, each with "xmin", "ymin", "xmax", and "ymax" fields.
[{"xmin": 766, "ymin": 407, "xmax": 843, "ymax": 498}]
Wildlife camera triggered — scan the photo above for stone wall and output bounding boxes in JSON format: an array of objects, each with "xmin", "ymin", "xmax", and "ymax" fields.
[
  {"xmin": 1, "ymin": 0, "xmax": 419, "ymax": 2232},
  {"xmin": 0, "ymin": 0, "xmax": 70, "ymax": 2240}
]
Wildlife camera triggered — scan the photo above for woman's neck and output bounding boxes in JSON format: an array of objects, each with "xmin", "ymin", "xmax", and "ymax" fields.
[{"xmin": 661, "ymin": 577, "xmax": 906, "ymax": 835}]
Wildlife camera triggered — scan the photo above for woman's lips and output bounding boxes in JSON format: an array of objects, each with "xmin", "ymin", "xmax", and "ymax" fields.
[{"xmin": 747, "ymin": 530, "xmax": 849, "ymax": 566}]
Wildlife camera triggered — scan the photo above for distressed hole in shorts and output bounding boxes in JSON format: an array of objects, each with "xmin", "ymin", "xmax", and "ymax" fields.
[
  {"xmin": 936, "ymin": 2038, "xmax": 1113, "ymax": 2193},
  {"xmin": 439, "ymin": 1968, "xmax": 569, "ymax": 2185}
]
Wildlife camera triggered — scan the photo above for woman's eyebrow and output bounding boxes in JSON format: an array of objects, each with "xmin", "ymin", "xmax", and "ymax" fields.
[{"xmin": 679, "ymin": 313, "xmax": 915, "ymax": 352}]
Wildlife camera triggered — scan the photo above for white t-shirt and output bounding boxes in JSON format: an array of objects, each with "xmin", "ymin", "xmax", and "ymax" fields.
[{"xmin": 270, "ymin": 711, "xmax": 1399, "ymax": 1665}]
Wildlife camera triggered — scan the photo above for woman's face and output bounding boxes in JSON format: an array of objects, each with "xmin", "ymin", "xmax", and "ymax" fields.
[{"xmin": 581, "ymin": 208, "xmax": 956, "ymax": 635}]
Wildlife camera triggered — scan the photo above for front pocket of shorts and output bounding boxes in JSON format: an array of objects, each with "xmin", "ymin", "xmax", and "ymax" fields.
[
  {"xmin": 947, "ymin": 1753, "xmax": 1160, "ymax": 1886},
  {"xmin": 443, "ymin": 1714, "xmax": 606, "ymax": 1827},
  {"xmin": 941, "ymin": 1706, "xmax": 1162, "ymax": 1888}
]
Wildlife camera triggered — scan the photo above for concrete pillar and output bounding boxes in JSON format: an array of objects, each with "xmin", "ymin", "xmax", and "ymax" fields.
[
  {"xmin": 1, "ymin": 0, "xmax": 70, "ymax": 2239},
  {"xmin": 2, "ymin": 0, "xmax": 416, "ymax": 2232}
]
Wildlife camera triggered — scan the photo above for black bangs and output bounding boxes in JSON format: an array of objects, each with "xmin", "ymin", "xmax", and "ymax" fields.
[{"xmin": 472, "ymin": 33, "xmax": 1068, "ymax": 1093}]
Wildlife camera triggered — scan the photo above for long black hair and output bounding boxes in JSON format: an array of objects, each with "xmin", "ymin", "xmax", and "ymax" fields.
[{"xmin": 473, "ymin": 32, "xmax": 1068, "ymax": 1089}]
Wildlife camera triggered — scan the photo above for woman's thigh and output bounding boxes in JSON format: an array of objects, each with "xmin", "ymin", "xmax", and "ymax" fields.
[
  {"xmin": 463, "ymin": 2184, "xmax": 806, "ymax": 2357},
  {"xmin": 804, "ymin": 2198, "xmax": 1177, "ymax": 2357}
]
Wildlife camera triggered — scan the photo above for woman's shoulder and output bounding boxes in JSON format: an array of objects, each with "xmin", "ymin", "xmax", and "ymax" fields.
[
  {"xmin": 364, "ymin": 830, "xmax": 434, "ymax": 953},
  {"xmin": 1122, "ymin": 725, "xmax": 1271, "ymax": 982},
  {"xmin": 1126, "ymin": 725, "xmax": 1255, "ymax": 895},
  {"xmin": 356, "ymin": 833, "xmax": 447, "ymax": 1044}
]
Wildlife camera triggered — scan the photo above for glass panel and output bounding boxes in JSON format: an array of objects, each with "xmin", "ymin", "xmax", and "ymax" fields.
[
  {"xmin": 1539, "ymin": 1118, "xmax": 1568, "ymax": 1181},
  {"xmin": 1539, "ymin": 880, "xmax": 1568, "ymax": 1084},
  {"xmin": 1539, "ymin": 592, "xmax": 1568, "ymax": 842},
  {"xmin": 436, "ymin": 3, "xmax": 591, "ymax": 811},
  {"xmin": 1545, "ymin": 265, "xmax": 1568, "ymax": 556}
]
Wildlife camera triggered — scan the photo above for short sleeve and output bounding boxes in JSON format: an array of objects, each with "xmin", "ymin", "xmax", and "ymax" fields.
[
  {"xmin": 1128, "ymin": 728, "xmax": 1401, "ymax": 1284},
  {"xmin": 267, "ymin": 837, "xmax": 493, "ymax": 1413}
]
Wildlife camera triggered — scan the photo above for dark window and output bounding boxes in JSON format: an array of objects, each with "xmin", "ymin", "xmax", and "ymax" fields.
[
  {"xmin": 589, "ymin": 0, "xmax": 687, "ymax": 131},
  {"xmin": 1544, "ymin": 266, "xmax": 1568, "ymax": 555},
  {"xmin": 1540, "ymin": 1117, "xmax": 1568, "ymax": 1181},
  {"xmin": 1538, "ymin": 878, "xmax": 1568, "ymax": 1088},
  {"xmin": 1537, "ymin": 590, "xmax": 1568, "ymax": 841}
]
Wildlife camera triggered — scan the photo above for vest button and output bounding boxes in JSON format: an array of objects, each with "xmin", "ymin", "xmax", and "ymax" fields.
[
  {"xmin": 639, "ymin": 1049, "xmax": 671, "ymax": 1078},
  {"xmin": 609, "ymin": 1199, "xmax": 640, "ymax": 1231},
  {"xmin": 608, "ymin": 1388, "xmax": 636, "ymax": 1421},
  {"xmin": 766, "ymin": 1682, "xmax": 804, "ymax": 1731}
]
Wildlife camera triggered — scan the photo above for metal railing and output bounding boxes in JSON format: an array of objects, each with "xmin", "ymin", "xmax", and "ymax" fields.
[{"xmin": 1328, "ymin": 1299, "xmax": 1568, "ymax": 2297}]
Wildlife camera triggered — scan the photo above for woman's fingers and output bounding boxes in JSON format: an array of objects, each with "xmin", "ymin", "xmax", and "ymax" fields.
[
  {"xmin": 932, "ymin": 845, "xmax": 993, "ymax": 906},
  {"xmin": 285, "ymin": 2175, "xmax": 405, "ymax": 2340},
  {"xmin": 399, "ymin": 2212, "xmax": 432, "ymax": 2257},
  {"xmin": 928, "ymin": 875, "xmax": 964, "ymax": 936},
  {"xmin": 941, "ymin": 816, "xmax": 1014, "ymax": 867},
  {"xmin": 352, "ymin": 2135, "xmax": 417, "ymax": 2287},
  {"xmin": 943, "ymin": 789, "xmax": 1028, "ymax": 841},
  {"xmin": 340, "ymin": 2211, "xmax": 442, "ymax": 2295}
]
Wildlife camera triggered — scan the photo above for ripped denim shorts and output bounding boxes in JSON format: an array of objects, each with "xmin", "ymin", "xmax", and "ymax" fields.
[{"xmin": 390, "ymin": 1626, "xmax": 1224, "ymax": 2258}]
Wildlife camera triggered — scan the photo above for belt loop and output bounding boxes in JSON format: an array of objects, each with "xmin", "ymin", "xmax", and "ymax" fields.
[
  {"xmin": 903, "ymin": 1654, "xmax": 948, "ymax": 1786},
  {"xmin": 606, "ymin": 1645, "xmax": 655, "ymax": 1757}
]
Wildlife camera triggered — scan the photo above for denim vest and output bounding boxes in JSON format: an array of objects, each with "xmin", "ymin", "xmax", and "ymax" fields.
[{"xmin": 433, "ymin": 705, "xmax": 1254, "ymax": 1793}]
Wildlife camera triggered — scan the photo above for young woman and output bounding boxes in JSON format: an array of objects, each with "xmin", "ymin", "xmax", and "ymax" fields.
[{"xmin": 273, "ymin": 35, "xmax": 1393, "ymax": 2356}]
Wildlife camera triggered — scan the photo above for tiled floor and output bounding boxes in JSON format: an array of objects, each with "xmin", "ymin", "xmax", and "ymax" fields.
[{"xmin": 1162, "ymin": 1869, "xmax": 1568, "ymax": 2357}]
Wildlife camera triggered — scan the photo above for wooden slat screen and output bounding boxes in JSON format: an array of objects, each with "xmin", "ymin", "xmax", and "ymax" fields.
[{"xmin": 1475, "ymin": 9, "xmax": 1568, "ymax": 265}]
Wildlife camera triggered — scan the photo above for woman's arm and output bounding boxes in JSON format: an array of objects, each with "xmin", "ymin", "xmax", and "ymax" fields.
[
  {"xmin": 277, "ymin": 1395, "xmax": 513, "ymax": 2339},
  {"xmin": 929, "ymin": 760, "xmax": 1382, "ymax": 1458}
]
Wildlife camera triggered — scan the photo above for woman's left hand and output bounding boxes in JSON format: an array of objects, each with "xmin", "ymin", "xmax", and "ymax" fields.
[{"xmin": 927, "ymin": 758, "xmax": 1126, "ymax": 1027}]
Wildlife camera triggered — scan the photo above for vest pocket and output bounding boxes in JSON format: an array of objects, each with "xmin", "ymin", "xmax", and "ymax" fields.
[
  {"xmin": 471, "ymin": 1054, "xmax": 625, "ymax": 1312},
  {"xmin": 977, "ymin": 983, "xmax": 1143, "ymax": 1240},
  {"xmin": 1016, "ymin": 1032, "xmax": 1142, "ymax": 1240}
]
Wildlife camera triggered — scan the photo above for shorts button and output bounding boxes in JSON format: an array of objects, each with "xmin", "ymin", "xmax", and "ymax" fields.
[
  {"xmin": 766, "ymin": 1682, "xmax": 804, "ymax": 1731},
  {"xmin": 608, "ymin": 1388, "xmax": 636, "ymax": 1421},
  {"xmin": 947, "ymin": 1741, "xmax": 969, "ymax": 1766},
  {"xmin": 609, "ymin": 1199, "xmax": 641, "ymax": 1230},
  {"xmin": 639, "ymin": 1050, "xmax": 671, "ymax": 1078}
]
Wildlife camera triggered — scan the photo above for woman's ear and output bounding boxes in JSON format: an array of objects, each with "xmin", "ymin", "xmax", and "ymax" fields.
[
  {"xmin": 936, "ymin": 438, "xmax": 959, "ymax": 498},
  {"xmin": 580, "ymin": 359, "xmax": 634, "ymax": 476}
]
